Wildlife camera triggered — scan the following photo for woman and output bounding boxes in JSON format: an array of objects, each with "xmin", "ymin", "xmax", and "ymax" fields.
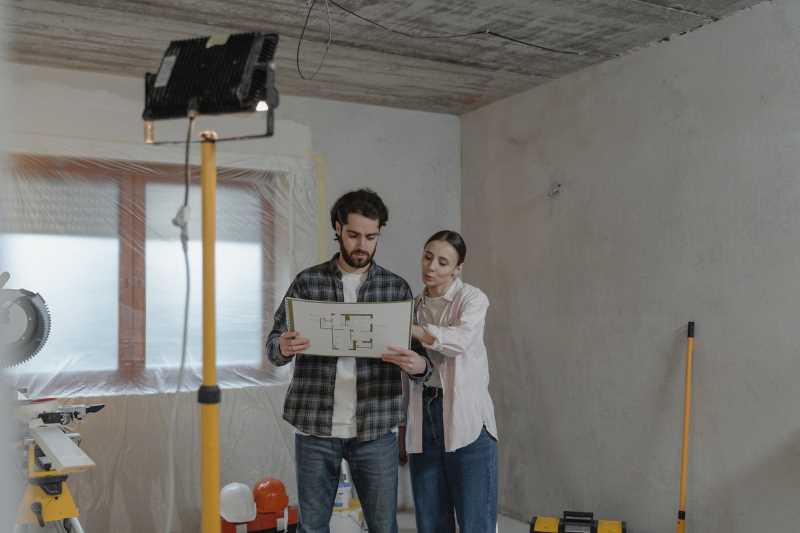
[{"xmin": 383, "ymin": 230, "xmax": 498, "ymax": 533}]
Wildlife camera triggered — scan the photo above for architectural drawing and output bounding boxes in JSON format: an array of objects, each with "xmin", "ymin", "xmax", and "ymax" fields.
[
  {"xmin": 286, "ymin": 298, "xmax": 412, "ymax": 358},
  {"xmin": 320, "ymin": 313, "xmax": 374, "ymax": 351}
]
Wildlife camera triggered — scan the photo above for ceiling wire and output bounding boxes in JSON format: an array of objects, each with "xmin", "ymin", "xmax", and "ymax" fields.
[
  {"xmin": 297, "ymin": 0, "xmax": 333, "ymax": 80},
  {"xmin": 296, "ymin": 0, "xmax": 586, "ymax": 81}
]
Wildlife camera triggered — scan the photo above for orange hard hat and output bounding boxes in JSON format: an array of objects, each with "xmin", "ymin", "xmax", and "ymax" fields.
[{"xmin": 253, "ymin": 477, "xmax": 289, "ymax": 514}]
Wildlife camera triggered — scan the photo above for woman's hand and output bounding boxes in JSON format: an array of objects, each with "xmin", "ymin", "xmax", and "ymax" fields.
[
  {"xmin": 382, "ymin": 345, "xmax": 428, "ymax": 375},
  {"xmin": 279, "ymin": 331, "xmax": 311, "ymax": 358},
  {"xmin": 411, "ymin": 325, "xmax": 436, "ymax": 346}
]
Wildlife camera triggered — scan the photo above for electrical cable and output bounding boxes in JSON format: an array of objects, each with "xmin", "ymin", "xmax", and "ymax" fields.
[
  {"xmin": 295, "ymin": 0, "xmax": 585, "ymax": 79},
  {"xmin": 328, "ymin": 0, "xmax": 484, "ymax": 40},
  {"xmin": 163, "ymin": 114, "xmax": 195, "ymax": 533},
  {"xmin": 297, "ymin": 0, "xmax": 333, "ymax": 80}
]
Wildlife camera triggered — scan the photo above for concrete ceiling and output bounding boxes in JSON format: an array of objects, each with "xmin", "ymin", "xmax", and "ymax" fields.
[{"xmin": 3, "ymin": 0, "xmax": 764, "ymax": 114}]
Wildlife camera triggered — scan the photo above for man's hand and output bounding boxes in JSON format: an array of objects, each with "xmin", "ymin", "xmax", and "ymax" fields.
[
  {"xmin": 382, "ymin": 345, "xmax": 427, "ymax": 375},
  {"xmin": 279, "ymin": 331, "xmax": 311, "ymax": 358},
  {"xmin": 398, "ymin": 425, "xmax": 408, "ymax": 466}
]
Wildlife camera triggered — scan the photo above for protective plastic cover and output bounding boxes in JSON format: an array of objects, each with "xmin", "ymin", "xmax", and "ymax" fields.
[{"xmin": 1, "ymin": 144, "xmax": 317, "ymax": 531}]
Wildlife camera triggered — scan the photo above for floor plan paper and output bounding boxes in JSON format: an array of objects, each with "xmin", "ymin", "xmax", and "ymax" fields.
[{"xmin": 286, "ymin": 298, "xmax": 413, "ymax": 358}]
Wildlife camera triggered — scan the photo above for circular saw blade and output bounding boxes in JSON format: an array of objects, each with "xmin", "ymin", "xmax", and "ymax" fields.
[{"xmin": 0, "ymin": 289, "xmax": 51, "ymax": 368}]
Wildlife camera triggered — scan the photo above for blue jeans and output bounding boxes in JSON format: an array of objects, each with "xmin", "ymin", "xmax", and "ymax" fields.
[
  {"xmin": 409, "ymin": 393, "xmax": 498, "ymax": 533},
  {"xmin": 295, "ymin": 431, "xmax": 399, "ymax": 533}
]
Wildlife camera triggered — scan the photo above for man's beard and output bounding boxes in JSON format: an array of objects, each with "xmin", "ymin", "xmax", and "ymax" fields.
[{"xmin": 340, "ymin": 240, "xmax": 375, "ymax": 269}]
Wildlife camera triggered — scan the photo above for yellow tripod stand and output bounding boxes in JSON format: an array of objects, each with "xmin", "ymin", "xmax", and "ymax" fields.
[
  {"xmin": 17, "ymin": 444, "xmax": 82, "ymax": 530},
  {"xmin": 14, "ymin": 400, "xmax": 103, "ymax": 533}
]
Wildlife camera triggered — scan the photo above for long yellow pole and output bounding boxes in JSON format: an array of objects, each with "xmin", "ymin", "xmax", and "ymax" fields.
[
  {"xmin": 200, "ymin": 131, "xmax": 221, "ymax": 533},
  {"xmin": 676, "ymin": 321, "xmax": 695, "ymax": 533}
]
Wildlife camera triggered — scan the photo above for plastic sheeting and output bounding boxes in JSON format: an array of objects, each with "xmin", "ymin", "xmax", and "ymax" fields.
[
  {"xmin": 0, "ymin": 34, "xmax": 21, "ymax": 532},
  {"xmin": 1, "ymin": 145, "xmax": 318, "ymax": 532},
  {"xmin": 1, "ymin": 151, "xmax": 318, "ymax": 397},
  {"xmin": 68, "ymin": 386, "xmax": 298, "ymax": 533}
]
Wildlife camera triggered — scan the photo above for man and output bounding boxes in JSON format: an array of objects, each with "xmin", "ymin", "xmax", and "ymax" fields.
[{"xmin": 267, "ymin": 188, "xmax": 429, "ymax": 533}]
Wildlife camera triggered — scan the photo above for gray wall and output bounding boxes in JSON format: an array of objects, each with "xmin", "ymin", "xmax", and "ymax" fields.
[
  {"xmin": 462, "ymin": 1, "xmax": 800, "ymax": 531},
  {"xmin": 279, "ymin": 95, "xmax": 462, "ymax": 287}
]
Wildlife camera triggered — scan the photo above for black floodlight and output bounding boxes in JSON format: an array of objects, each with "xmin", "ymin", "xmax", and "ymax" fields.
[{"xmin": 143, "ymin": 32, "xmax": 279, "ymax": 144}]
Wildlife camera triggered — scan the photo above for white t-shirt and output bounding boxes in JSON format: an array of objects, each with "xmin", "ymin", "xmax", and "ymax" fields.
[{"xmin": 329, "ymin": 271, "xmax": 365, "ymax": 437}]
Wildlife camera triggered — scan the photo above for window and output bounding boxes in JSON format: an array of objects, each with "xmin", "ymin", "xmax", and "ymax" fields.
[
  {"xmin": 0, "ymin": 234, "xmax": 119, "ymax": 373},
  {"xmin": 145, "ymin": 183, "xmax": 263, "ymax": 368},
  {"xmin": 2, "ymin": 154, "xmax": 277, "ymax": 392}
]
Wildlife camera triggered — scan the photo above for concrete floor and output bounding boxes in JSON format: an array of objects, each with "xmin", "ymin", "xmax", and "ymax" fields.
[{"xmin": 398, "ymin": 512, "xmax": 529, "ymax": 532}]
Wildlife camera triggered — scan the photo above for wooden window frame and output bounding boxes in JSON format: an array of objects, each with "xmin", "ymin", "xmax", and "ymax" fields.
[{"xmin": 10, "ymin": 153, "xmax": 277, "ymax": 386}]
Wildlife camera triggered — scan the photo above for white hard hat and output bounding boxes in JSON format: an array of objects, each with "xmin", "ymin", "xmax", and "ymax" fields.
[{"xmin": 220, "ymin": 482, "xmax": 257, "ymax": 523}]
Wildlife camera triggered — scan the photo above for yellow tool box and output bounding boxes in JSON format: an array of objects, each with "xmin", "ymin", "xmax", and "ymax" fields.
[{"xmin": 530, "ymin": 511, "xmax": 626, "ymax": 533}]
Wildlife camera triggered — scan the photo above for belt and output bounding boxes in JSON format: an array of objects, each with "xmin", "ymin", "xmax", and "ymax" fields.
[{"xmin": 423, "ymin": 386, "xmax": 443, "ymax": 399}]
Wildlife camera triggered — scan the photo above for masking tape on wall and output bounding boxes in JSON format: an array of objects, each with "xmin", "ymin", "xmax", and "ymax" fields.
[{"xmin": 311, "ymin": 152, "xmax": 329, "ymax": 262}]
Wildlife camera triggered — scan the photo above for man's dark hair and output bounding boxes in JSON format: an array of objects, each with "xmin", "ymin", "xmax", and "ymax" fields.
[
  {"xmin": 425, "ymin": 230, "xmax": 467, "ymax": 265},
  {"xmin": 330, "ymin": 188, "xmax": 389, "ymax": 231}
]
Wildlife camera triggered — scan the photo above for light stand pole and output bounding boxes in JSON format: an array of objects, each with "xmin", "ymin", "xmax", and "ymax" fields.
[
  {"xmin": 142, "ymin": 32, "xmax": 279, "ymax": 533},
  {"xmin": 199, "ymin": 130, "xmax": 221, "ymax": 533}
]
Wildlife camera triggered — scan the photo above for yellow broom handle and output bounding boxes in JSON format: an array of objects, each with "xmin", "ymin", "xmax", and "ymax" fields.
[
  {"xmin": 200, "ymin": 132, "xmax": 221, "ymax": 533},
  {"xmin": 677, "ymin": 321, "xmax": 695, "ymax": 533}
]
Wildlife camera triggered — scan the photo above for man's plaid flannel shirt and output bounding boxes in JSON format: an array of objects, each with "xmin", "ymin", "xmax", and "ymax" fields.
[{"xmin": 267, "ymin": 255, "xmax": 430, "ymax": 441}]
